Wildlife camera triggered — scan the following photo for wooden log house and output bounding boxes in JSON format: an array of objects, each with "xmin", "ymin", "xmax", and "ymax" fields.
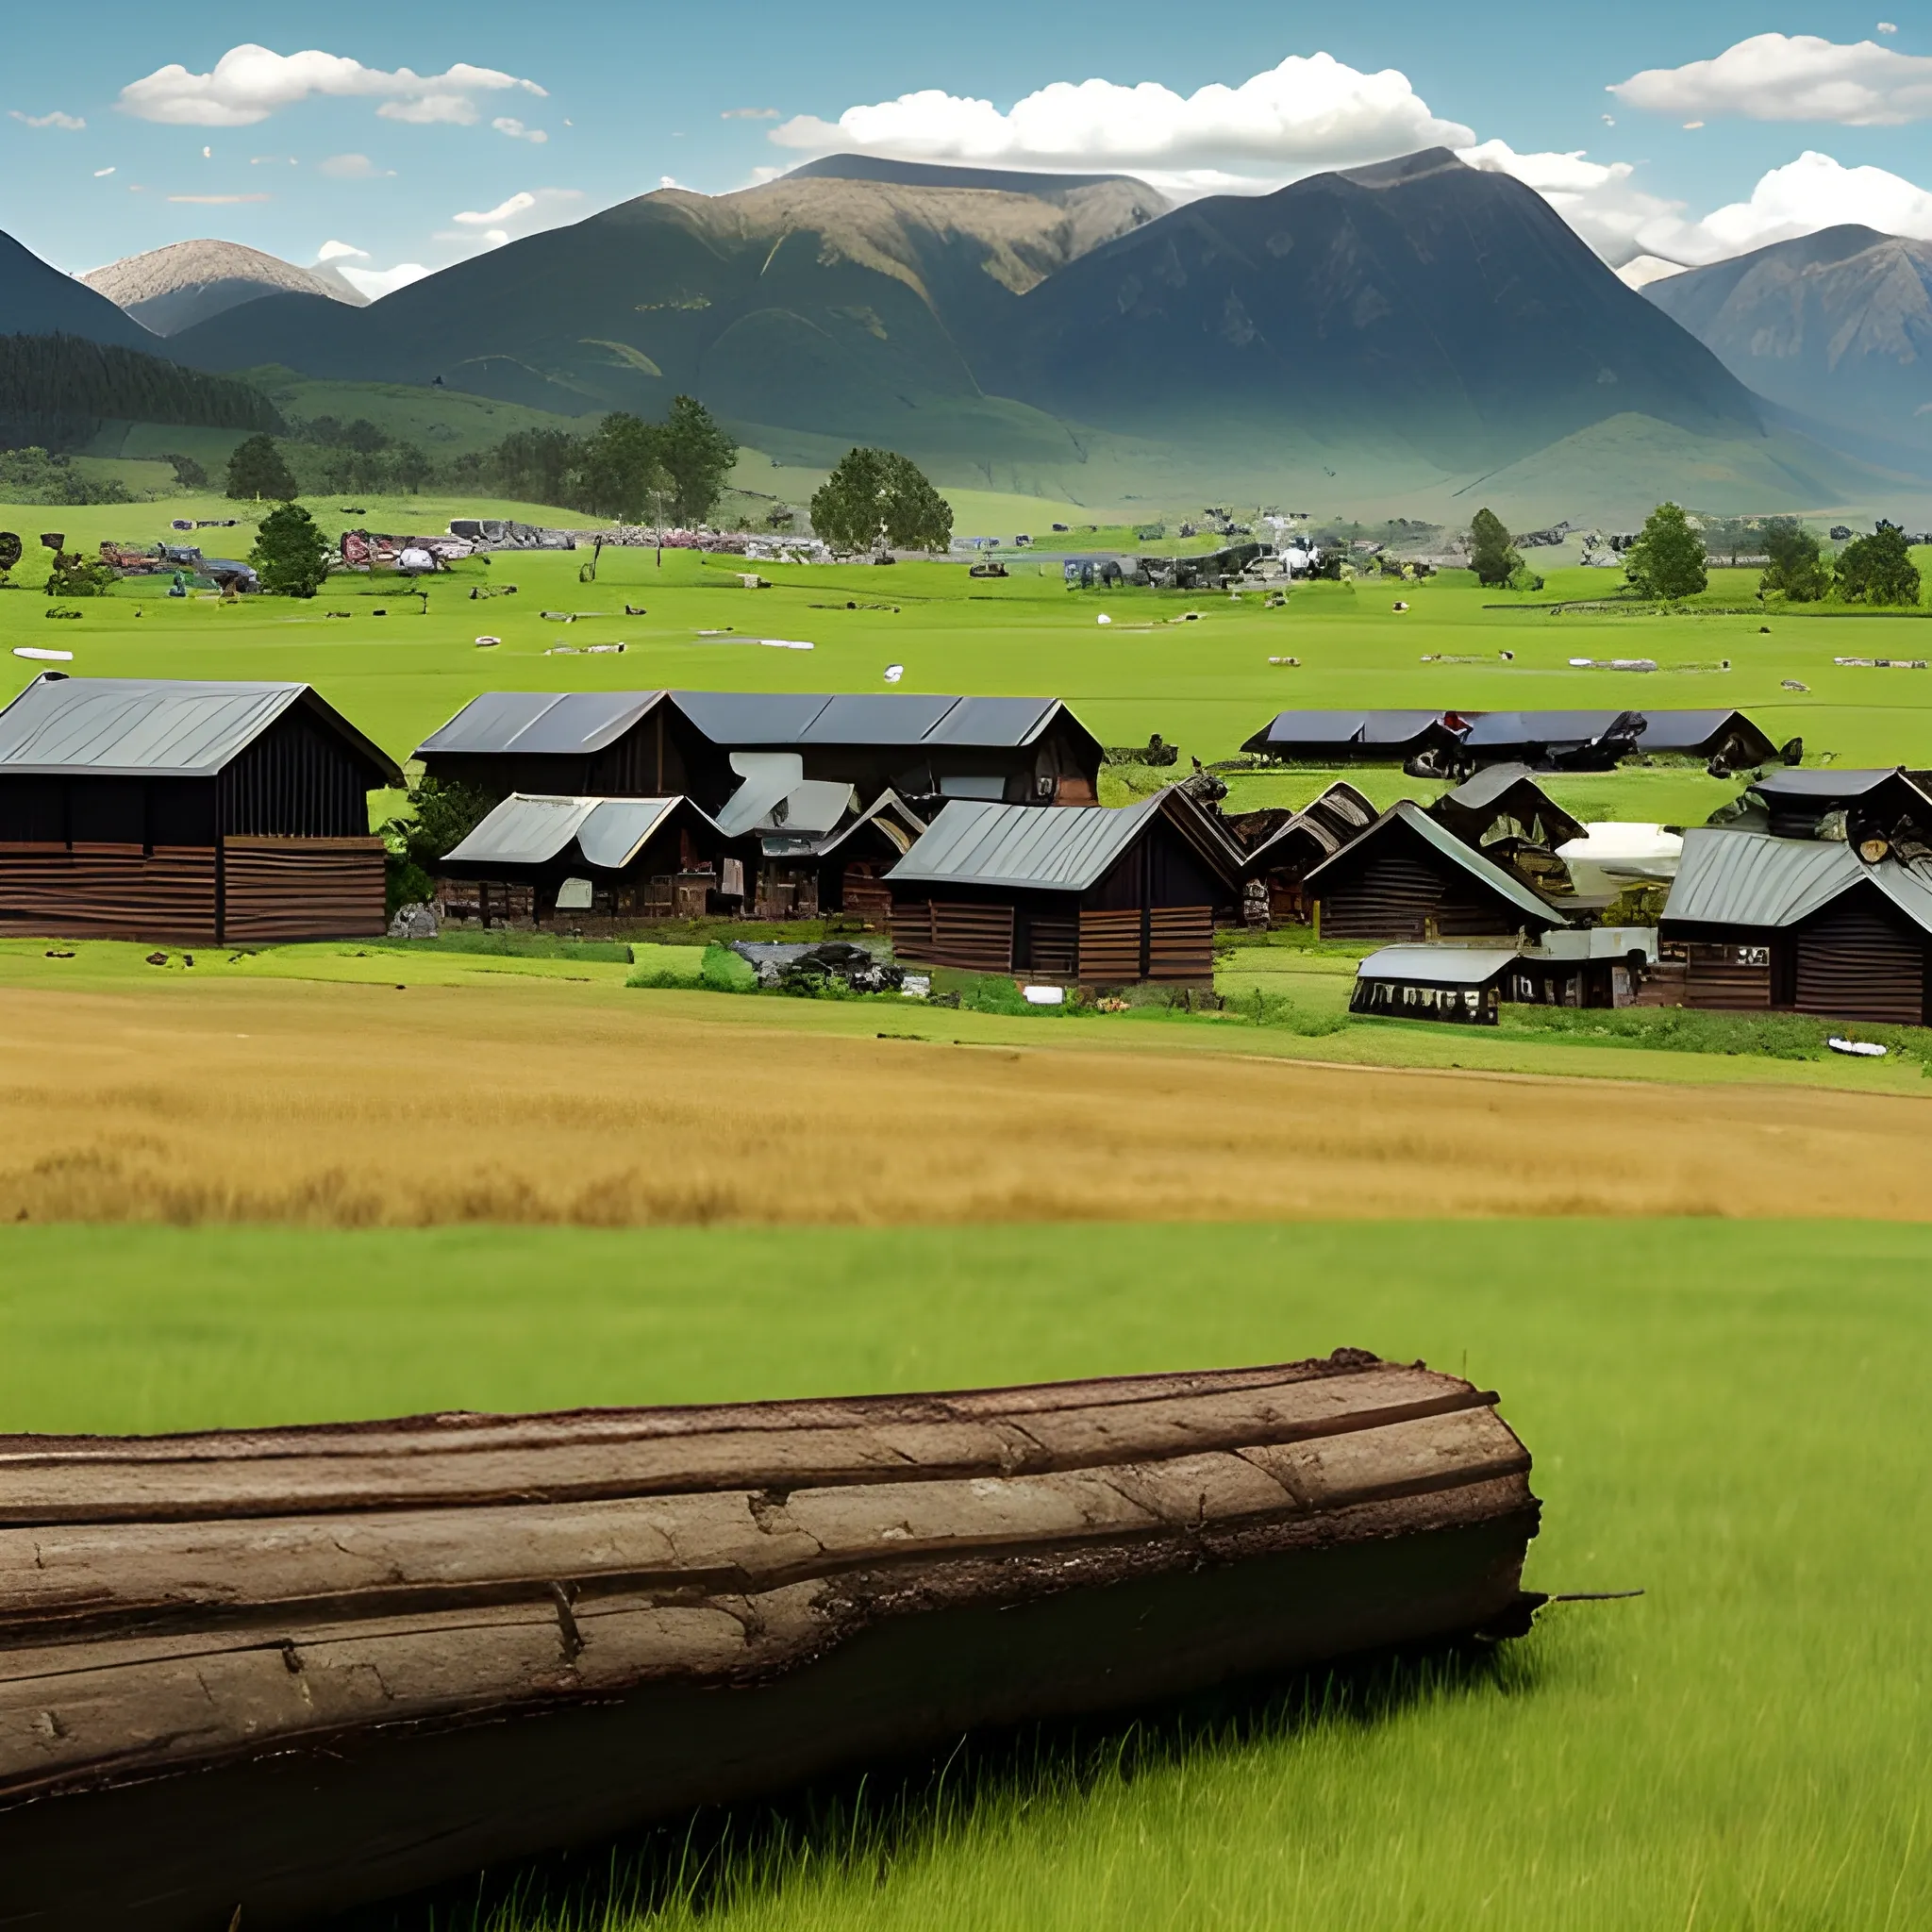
[
  {"xmin": 437, "ymin": 794, "xmax": 741, "ymax": 926},
  {"xmin": 0, "ymin": 675, "xmax": 400, "ymax": 943},
  {"xmin": 1303, "ymin": 801, "xmax": 1567, "ymax": 943},
  {"xmin": 415, "ymin": 691, "xmax": 1103, "ymax": 816},
  {"xmin": 886, "ymin": 787, "xmax": 1242, "ymax": 985},
  {"xmin": 1241, "ymin": 780, "xmax": 1376, "ymax": 924},
  {"xmin": 1659, "ymin": 826, "xmax": 1932, "ymax": 1024}
]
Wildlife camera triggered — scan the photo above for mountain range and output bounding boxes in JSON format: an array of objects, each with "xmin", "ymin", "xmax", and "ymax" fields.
[
  {"xmin": 8, "ymin": 151, "xmax": 1932, "ymax": 519},
  {"xmin": 1641, "ymin": 225, "xmax": 1932, "ymax": 468},
  {"xmin": 81, "ymin": 240, "xmax": 366, "ymax": 337}
]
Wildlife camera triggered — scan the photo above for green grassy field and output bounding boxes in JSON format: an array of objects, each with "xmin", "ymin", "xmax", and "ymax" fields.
[
  {"xmin": 3, "ymin": 1218, "xmax": 1925, "ymax": 1930},
  {"xmin": 7, "ymin": 497, "xmax": 1932, "ymax": 794}
]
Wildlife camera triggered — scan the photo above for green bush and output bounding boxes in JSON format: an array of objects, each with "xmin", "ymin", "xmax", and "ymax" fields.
[{"xmin": 700, "ymin": 943, "xmax": 758, "ymax": 993}]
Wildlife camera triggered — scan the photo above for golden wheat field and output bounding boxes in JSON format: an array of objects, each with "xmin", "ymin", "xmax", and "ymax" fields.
[{"xmin": 3, "ymin": 970, "xmax": 1929, "ymax": 1226}]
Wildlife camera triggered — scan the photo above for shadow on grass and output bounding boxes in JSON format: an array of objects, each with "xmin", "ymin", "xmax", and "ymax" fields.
[{"xmin": 320, "ymin": 1632, "xmax": 1545, "ymax": 1932}]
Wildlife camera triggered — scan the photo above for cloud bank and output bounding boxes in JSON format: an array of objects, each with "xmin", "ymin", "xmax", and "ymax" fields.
[
  {"xmin": 9, "ymin": 109, "xmax": 85, "ymax": 130},
  {"xmin": 118, "ymin": 45, "xmax": 545, "ymax": 128},
  {"xmin": 770, "ymin": 54, "xmax": 1472, "ymax": 187},
  {"xmin": 1612, "ymin": 34, "xmax": 1932, "ymax": 125}
]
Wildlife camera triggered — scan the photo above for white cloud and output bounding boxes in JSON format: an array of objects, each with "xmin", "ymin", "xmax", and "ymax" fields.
[
  {"xmin": 315, "ymin": 239, "xmax": 368, "ymax": 261},
  {"xmin": 1878, "ymin": 23, "xmax": 1898, "ymax": 35},
  {"xmin": 769, "ymin": 54, "xmax": 1473, "ymax": 184},
  {"xmin": 723, "ymin": 108, "xmax": 780, "ymax": 120},
  {"xmin": 449, "ymin": 186, "xmax": 582, "ymax": 231},
  {"xmin": 168, "ymin": 192, "xmax": 273, "ymax": 205},
  {"xmin": 1637, "ymin": 150, "xmax": 1932, "ymax": 263},
  {"xmin": 492, "ymin": 116, "xmax": 548, "ymax": 142},
  {"xmin": 93, "ymin": 166, "xmax": 114, "ymax": 177},
  {"xmin": 318, "ymin": 152, "xmax": 391, "ymax": 179},
  {"xmin": 117, "ymin": 44, "xmax": 544, "ymax": 129},
  {"xmin": 1612, "ymin": 34, "xmax": 1932, "ymax": 126},
  {"xmin": 453, "ymin": 191, "xmax": 537, "ymax": 225},
  {"xmin": 1458, "ymin": 141, "xmax": 1683, "ymax": 265},
  {"xmin": 335, "ymin": 261, "xmax": 429, "ymax": 300},
  {"xmin": 9, "ymin": 109, "xmax": 85, "ymax": 130}
]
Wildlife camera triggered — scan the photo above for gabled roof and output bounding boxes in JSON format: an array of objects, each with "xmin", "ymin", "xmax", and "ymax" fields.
[
  {"xmin": 1245, "ymin": 781, "xmax": 1378, "ymax": 873},
  {"xmin": 443, "ymin": 794, "xmax": 711, "ymax": 871},
  {"xmin": 887, "ymin": 787, "xmax": 1239, "ymax": 894},
  {"xmin": 415, "ymin": 690, "xmax": 666, "ymax": 758},
  {"xmin": 1460, "ymin": 710, "xmax": 1626, "ymax": 749},
  {"xmin": 1357, "ymin": 945, "xmax": 1524, "ymax": 985},
  {"xmin": 0, "ymin": 675, "xmax": 401, "ymax": 782},
  {"xmin": 1304, "ymin": 800, "xmax": 1566, "ymax": 928},
  {"xmin": 416, "ymin": 690, "xmax": 1095, "ymax": 759},
  {"xmin": 1747, "ymin": 766, "xmax": 1926, "ymax": 803},
  {"xmin": 1241, "ymin": 709, "xmax": 1454, "ymax": 755},
  {"xmin": 1662, "ymin": 827, "xmax": 1932, "ymax": 936},
  {"xmin": 1435, "ymin": 763, "xmax": 1588, "ymax": 846},
  {"xmin": 763, "ymin": 789, "xmax": 928, "ymax": 860}
]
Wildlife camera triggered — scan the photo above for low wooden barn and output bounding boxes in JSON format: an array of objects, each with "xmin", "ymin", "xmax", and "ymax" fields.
[
  {"xmin": 0, "ymin": 675, "xmax": 398, "ymax": 942},
  {"xmin": 1303, "ymin": 801, "xmax": 1566, "ymax": 943},
  {"xmin": 1239, "ymin": 709, "xmax": 1463, "ymax": 767},
  {"xmin": 1740, "ymin": 767, "xmax": 1932, "ymax": 846},
  {"xmin": 885, "ymin": 787, "xmax": 1242, "ymax": 985},
  {"xmin": 1460, "ymin": 708, "xmax": 1780, "ymax": 773},
  {"xmin": 750, "ymin": 789, "xmax": 927, "ymax": 923},
  {"xmin": 1241, "ymin": 780, "xmax": 1377, "ymax": 923},
  {"xmin": 415, "ymin": 691, "xmax": 1103, "ymax": 816},
  {"xmin": 1659, "ymin": 827, "xmax": 1932, "ymax": 1024},
  {"xmin": 438, "ymin": 794, "xmax": 739, "ymax": 926}
]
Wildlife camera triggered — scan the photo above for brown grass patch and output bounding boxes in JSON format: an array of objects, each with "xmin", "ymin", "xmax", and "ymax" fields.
[{"xmin": 3, "ymin": 978, "xmax": 1929, "ymax": 1226}]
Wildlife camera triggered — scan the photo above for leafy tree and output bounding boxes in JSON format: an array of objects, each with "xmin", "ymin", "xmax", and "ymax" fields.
[
  {"xmin": 1624, "ymin": 501, "xmax": 1707, "ymax": 601},
  {"xmin": 579, "ymin": 412, "xmax": 671, "ymax": 523},
  {"xmin": 810, "ymin": 447, "xmax": 954, "ymax": 552},
  {"xmin": 1506, "ymin": 562, "xmax": 1544, "ymax": 593},
  {"xmin": 380, "ymin": 777, "xmax": 499, "ymax": 908},
  {"xmin": 162, "ymin": 451, "xmax": 208, "ymax": 491},
  {"xmin": 1835, "ymin": 521, "xmax": 1922, "ymax": 606},
  {"xmin": 1758, "ymin": 517, "xmax": 1829, "ymax": 603},
  {"xmin": 1468, "ymin": 507, "xmax": 1521, "ymax": 587},
  {"xmin": 657, "ymin": 394, "xmax": 737, "ymax": 525},
  {"xmin": 0, "ymin": 530, "xmax": 20, "ymax": 579},
  {"xmin": 226, "ymin": 433, "xmax": 298, "ymax": 502},
  {"xmin": 250, "ymin": 501, "xmax": 333, "ymax": 596}
]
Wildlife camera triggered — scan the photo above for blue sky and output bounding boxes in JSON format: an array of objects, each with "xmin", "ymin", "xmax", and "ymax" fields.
[{"xmin": 5, "ymin": 3, "xmax": 1932, "ymax": 291}]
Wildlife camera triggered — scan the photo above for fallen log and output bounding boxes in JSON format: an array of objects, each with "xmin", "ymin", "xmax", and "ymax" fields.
[{"xmin": 0, "ymin": 1352, "xmax": 1540, "ymax": 1929}]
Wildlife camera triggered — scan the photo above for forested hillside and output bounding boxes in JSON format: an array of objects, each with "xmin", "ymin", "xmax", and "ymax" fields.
[{"xmin": 0, "ymin": 333, "xmax": 284, "ymax": 450}]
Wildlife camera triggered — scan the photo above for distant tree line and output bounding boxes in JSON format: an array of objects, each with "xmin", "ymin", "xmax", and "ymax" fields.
[
  {"xmin": 447, "ymin": 396, "xmax": 738, "ymax": 525},
  {"xmin": 0, "ymin": 334, "xmax": 284, "ymax": 448}
]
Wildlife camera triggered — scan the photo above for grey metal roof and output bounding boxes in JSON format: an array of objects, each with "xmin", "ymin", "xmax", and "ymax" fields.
[
  {"xmin": 416, "ymin": 691, "xmax": 664, "ymax": 758},
  {"xmin": 1357, "ymin": 945, "xmax": 1523, "ymax": 985},
  {"xmin": 1244, "ymin": 709, "xmax": 1449, "ymax": 751},
  {"xmin": 800, "ymin": 693, "xmax": 958, "ymax": 744},
  {"xmin": 1636, "ymin": 709, "xmax": 1769, "ymax": 753},
  {"xmin": 443, "ymin": 794, "xmax": 691, "ymax": 870},
  {"xmin": 670, "ymin": 691, "xmax": 829, "ymax": 745},
  {"xmin": 923, "ymin": 696, "xmax": 1068, "ymax": 747},
  {"xmin": 1442, "ymin": 762, "xmax": 1547, "ymax": 810},
  {"xmin": 1748, "ymin": 767, "xmax": 1910, "ymax": 800},
  {"xmin": 1461, "ymin": 711, "xmax": 1624, "ymax": 748},
  {"xmin": 0, "ymin": 675, "xmax": 400, "ymax": 781},
  {"xmin": 886, "ymin": 793, "xmax": 1165, "ymax": 892},
  {"xmin": 1304, "ymin": 800, "xmax": 1567, "ymax": 927},
  {"xmin": 1663, "ymin": 828, "xmax": 1932, "ymax": 935}
]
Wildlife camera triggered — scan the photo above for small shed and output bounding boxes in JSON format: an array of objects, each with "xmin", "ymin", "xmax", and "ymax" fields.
[
  {"xmin": 1742, "ymin": 767, "xmax": 1932, "ymax": 845},
  {"xmin": 885, "ymin": 787, "xmax": 1242, "ymax": 984},
  {"xmin": 1304, "ymin": 801, "xmax": 1566, "ymax": 943},
  {"xmin": 1350, "ymin": 946, "xmax": 1519, "ymax": 1024},
  {"xmin": 1659, "ymin": 827, "xmax": 1932, "ymax": 1024},
  {"xmin": 1461, "ymin": 708, "xmax": 1779, "ymax": 772},
  {"xmin": 0, "ymin": 674, "xmax": 399, "ymax": 943},
  {"xmin": 438, "ymin": 794, "xmax": 739, "ymax": 926},
  {"xmin": 1241, "ymin": 780, "xmax": 1377, "ymax": 923},
  {"xmin": 753, "ymin": 789, "xmax": 926, "ymax": 924}
]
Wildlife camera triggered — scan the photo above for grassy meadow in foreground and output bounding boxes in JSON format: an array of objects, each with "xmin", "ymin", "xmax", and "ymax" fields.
[{"xmin": 2, "ymin": 1218, "xmax": 1925, "ymax": 1930}]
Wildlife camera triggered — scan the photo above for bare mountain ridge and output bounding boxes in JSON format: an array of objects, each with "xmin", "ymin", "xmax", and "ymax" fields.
[
  {"xmin": 1641, "ymin": 225, "xmax": 1932, "ymax": 449},
  {"xmin": 82, "ymin": 240, "xmax": 366, "ymax": 337}
]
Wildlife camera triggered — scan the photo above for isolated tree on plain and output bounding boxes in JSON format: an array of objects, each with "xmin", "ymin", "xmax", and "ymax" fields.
[
  {"xmin": 1624, "ymin": 502, "xmax": 1707, "ymax": 601},
  {"xmin": 580, "ymin": 413, "xmax": 671, "ymax": 524},
  {"xmin": 657, "ymin": 394, "xmax": 737, "ymax": 525},
  {"xmin": 1468, "ymin": 508, "xmax": 1522, "ymax": 587},
  {"xmin": 1835, "ymin": 522, "xmax": 1922, "ymax": 606},
  {"xmin": 1758, "ymin": 517, "xmax": 1829, "ymax": 603},
  {"xmin": 811, "ymin": 448, "xmax": 954, "ymax": 552},
  {"xmin": 250, "ymin": 502, "xmax": 333, "ymax": 596},
  {"xmin": 225, "ymin": 434, "xmax": 297, "ymax": 503}
]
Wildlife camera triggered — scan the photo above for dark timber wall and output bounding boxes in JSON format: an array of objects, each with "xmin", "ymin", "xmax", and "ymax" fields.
[{"xmin": 1316, "ymin": 832, "xmax": 1540, "ymax": 942}]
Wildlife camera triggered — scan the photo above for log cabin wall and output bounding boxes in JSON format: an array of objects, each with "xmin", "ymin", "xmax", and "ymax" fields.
[
  {"xmin": 1681, "ymin": 939, "xmax": 1774, "ymax": 1009},
  {"xmin": 1316, "ymin": 841, "xmax": 1527, "ymax": 942},
  {"xmin": 1791, "ymin": 891, "xmax": 1928, "ymax": 1025},
  {"xmin": 218, "ymin": 711, "xmax": 380, "ymax": 838},
  {"xmin": 222, "ymin": 838, "xmax": 387, "ymax": 942},
  {"xmin": 0, "ymin": 845, "xmax": 219, "ymax": 941}
]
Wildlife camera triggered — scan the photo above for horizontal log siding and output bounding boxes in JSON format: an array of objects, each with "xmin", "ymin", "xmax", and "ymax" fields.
[
  {"xmin": 0, "ymin": 844, "xmax": 217, "ymax": 941},
  {"xmin": 221, "ymin": 837, "xmax": 387, "ymax": 943},
  {"xmin": 887, "ymin": 900, "xmax": 1014, "ymax": 974},
  {"xmin": 1317, "ymin": 848, "xmax": 1524, "ymax": 942},
  {"xmin": 1683, "ymin": 942, "xmax": 1772, "ymax": 1010},
  {"xmin": 1147, "ymin": 907, "xmax": 1214, "ymax": 981},
  {"xmin": 1078, "ymin": 908, "xmax": 1142, "ymax": 982},
  {"xmin": 1023, "ymin": 913, "xmax": 1078, "ymax": 978},
  {"xmin": 1794, "ymin": 901, "xmax": 1927, "ymax": 1026}
]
